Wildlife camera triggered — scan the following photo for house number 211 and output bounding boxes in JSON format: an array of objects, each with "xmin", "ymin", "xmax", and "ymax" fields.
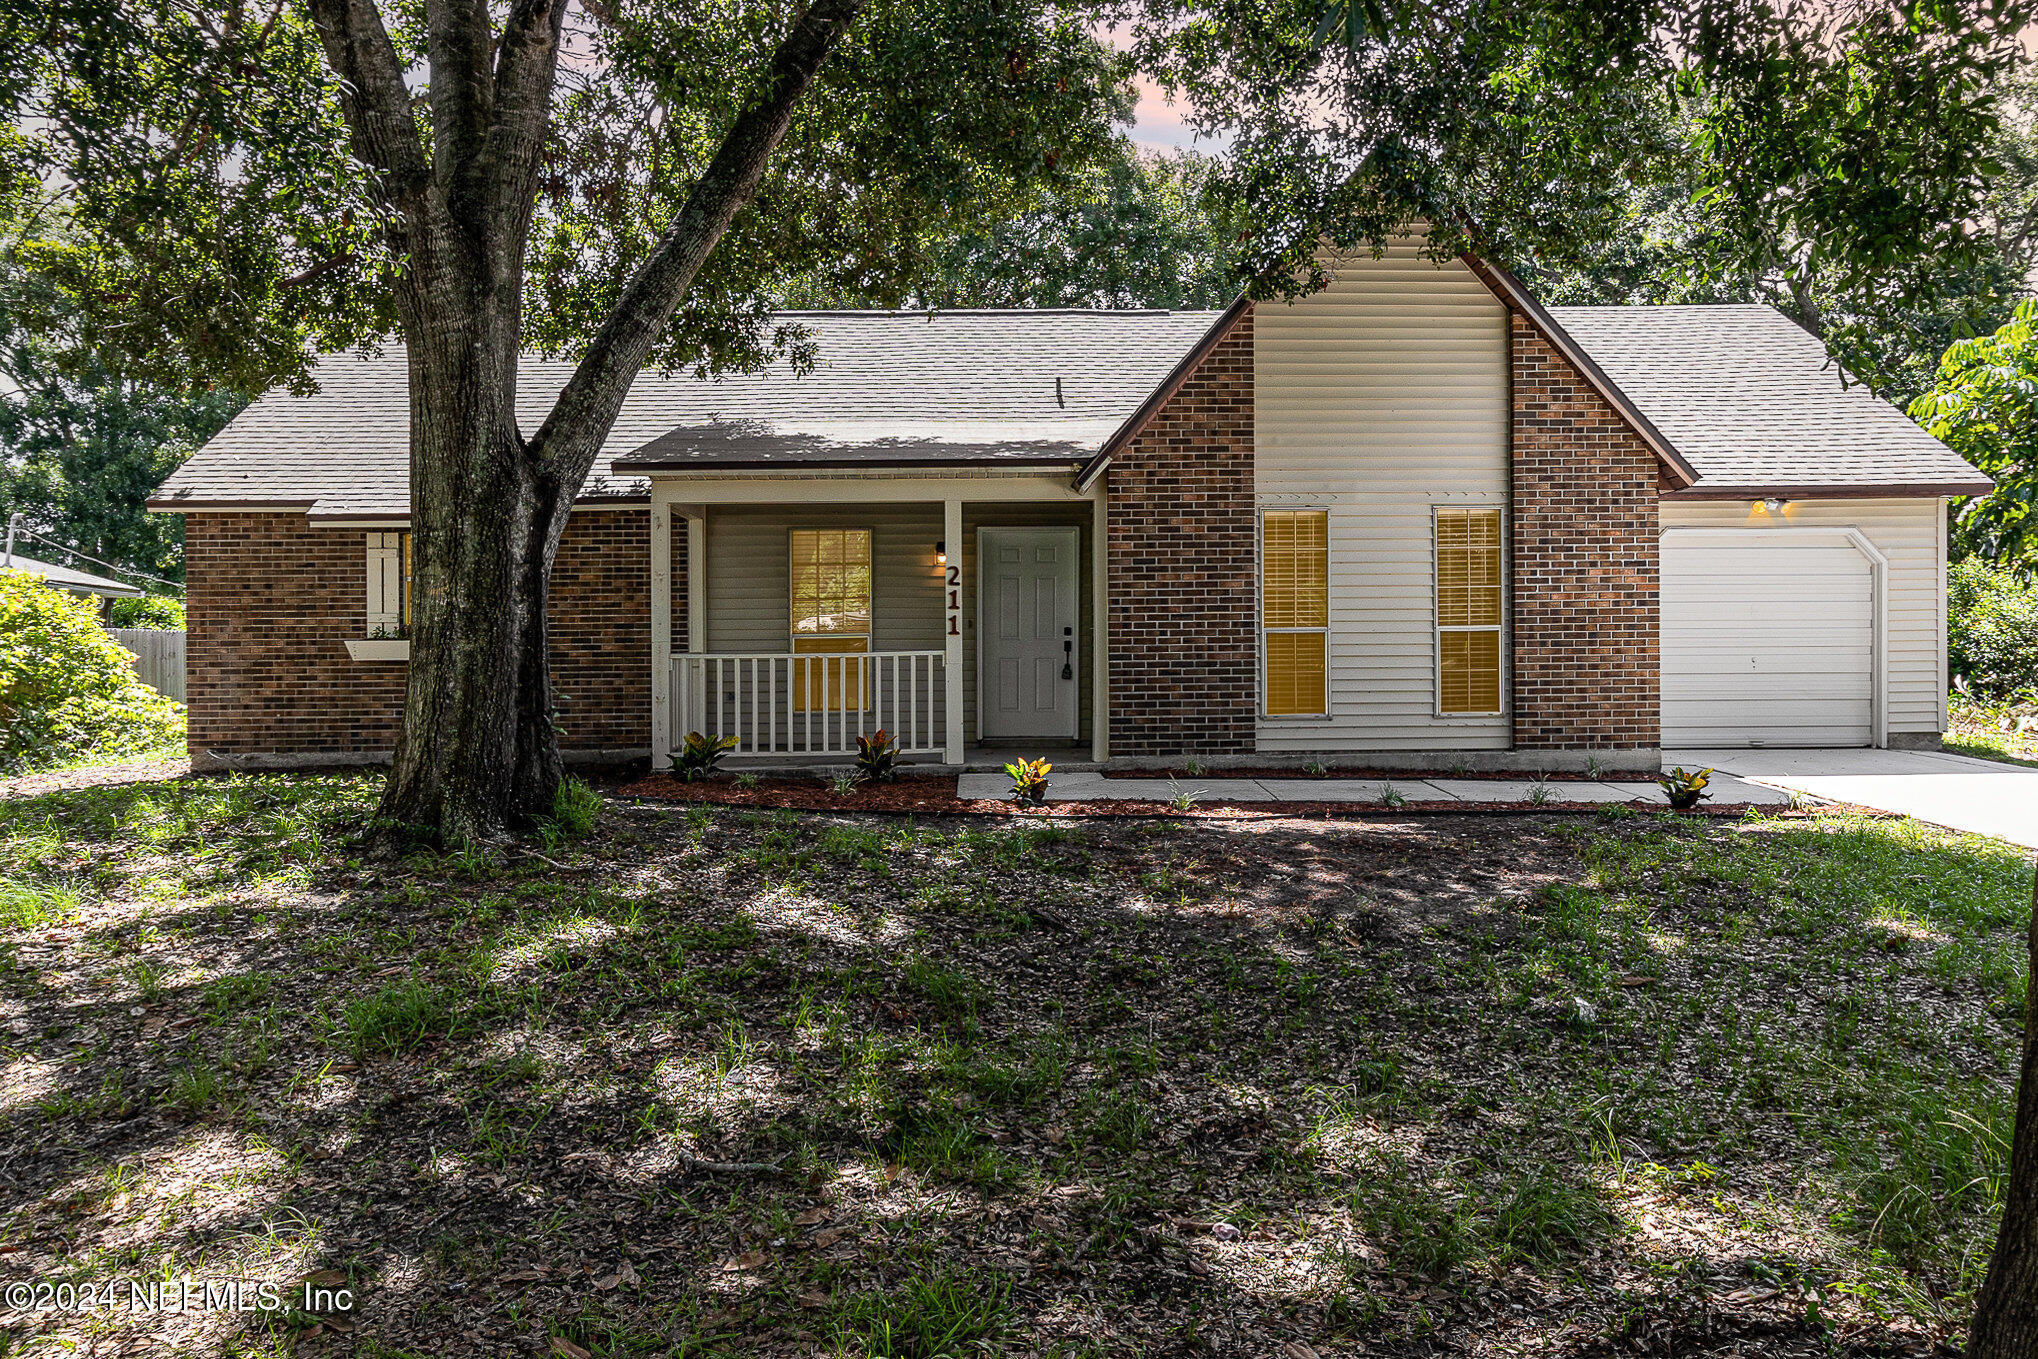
[{"xmin": 945, "ymin": 565, "xmax": 961, "ymax": 637}]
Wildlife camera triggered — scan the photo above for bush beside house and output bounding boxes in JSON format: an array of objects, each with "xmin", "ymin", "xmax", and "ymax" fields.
[
  {"xmin": 0, "ymin": 571, "xmax": 183, "ymax": 773},
  {"xmin": 108, "ymin": 595, "xmax": 185, "ymax": 630},
  {"xmin": 1949, "ymin": 557, "xmax": 2038, "ymax": 703}
]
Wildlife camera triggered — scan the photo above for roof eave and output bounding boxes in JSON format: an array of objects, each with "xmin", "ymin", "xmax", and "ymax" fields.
[{"xmin": 1663, "ymin": 479, "xmax": 1996, "ymax": 501}]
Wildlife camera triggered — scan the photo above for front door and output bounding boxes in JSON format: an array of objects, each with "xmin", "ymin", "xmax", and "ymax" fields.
[{"xmin": 978, "ymin": 527, "xmax": 1080, "ymax": 740}]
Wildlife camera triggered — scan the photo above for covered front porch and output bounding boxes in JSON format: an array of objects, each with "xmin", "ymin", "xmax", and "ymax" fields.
[{"xmin": 646, "ymin": 475, "xmax": 1109, "ymax": 768}]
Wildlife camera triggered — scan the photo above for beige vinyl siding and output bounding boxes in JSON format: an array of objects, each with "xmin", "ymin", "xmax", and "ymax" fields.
[
  {"xmin": 700, "ymin": 502, "xmax": 1090, "ymax": 745},
  {"xmin": 1254, "ymin": 243, "xmax": 1512, "ymax": 751},
  {"xmin": 1658, "ymin": 498, "xmax": 1948, "ymax": 738},
  {"xmin": 704, "ymin": 505, "xmax": 945, "ymax": 654}
]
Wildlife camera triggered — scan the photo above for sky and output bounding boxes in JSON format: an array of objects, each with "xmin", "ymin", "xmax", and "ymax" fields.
[{"xmin": 1126, "ymin": 75, "xmax": 1213, "ymax": 152}]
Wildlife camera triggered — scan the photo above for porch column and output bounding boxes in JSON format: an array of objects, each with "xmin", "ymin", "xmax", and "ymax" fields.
[
  {"xmin": 649, "ymin": 502, "xmax": 672, "ymax": 771},
  {"xmin": 943, "ymin": 496, "xmax": 964, "ymax": 764},
  {"xmin": 685, "ymin": 508, "xmax": 706, "ymax": 653},
  {"xmin": 1091, "ymin": 491, "xmax": 1109, "ymax": 762}
]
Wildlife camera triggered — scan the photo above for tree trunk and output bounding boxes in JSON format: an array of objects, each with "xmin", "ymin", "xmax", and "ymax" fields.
[
  {"xmin": 375, "ymin": 312, "xmax": 558, "ymax": 844},
  {"xmin": 1970, "ymin": 868, "xmax": 2038, "ymax": 1359},
  {"xmin": 309, "ymin": 0, "xmax": 863, "ymax": 844}
]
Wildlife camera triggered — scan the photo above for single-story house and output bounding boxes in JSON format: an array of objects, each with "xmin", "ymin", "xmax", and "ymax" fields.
[
  {"xmin": 2, "ymin": 552, "xmax": 144, "ymax": 601},
  {"xmin": 150, "ymin": 243, "xmax": 1992, "ymax": 773}
]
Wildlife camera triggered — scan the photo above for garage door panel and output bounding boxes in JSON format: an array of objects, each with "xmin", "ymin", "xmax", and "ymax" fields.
[{"xmin": 1661, "ymin": 542, "xmax": 1874, "ymax": 748}]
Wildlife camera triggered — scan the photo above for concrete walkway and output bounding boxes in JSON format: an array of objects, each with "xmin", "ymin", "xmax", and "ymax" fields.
[
  {"xmin": 1668, "ymin": 746, "xmax": 2038, "ymax": 850},
  {"xmin": 955, "ymin": 769, "xmax": 1793, "ymax": 806}
]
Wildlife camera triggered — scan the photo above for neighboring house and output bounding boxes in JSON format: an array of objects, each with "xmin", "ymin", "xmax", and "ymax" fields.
[
  {"xmin": 1, "ymin": 552, "xmax": 144, "ymax": 603},
  {"xmin": 149, "ymin": 243, "xmax": 1992, "ymax": 773}
]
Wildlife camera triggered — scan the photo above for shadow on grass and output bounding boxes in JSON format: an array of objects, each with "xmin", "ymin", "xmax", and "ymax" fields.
[{"xmin": 0, "ymin": 774, "xmax": 2026, "ymax": 1356}]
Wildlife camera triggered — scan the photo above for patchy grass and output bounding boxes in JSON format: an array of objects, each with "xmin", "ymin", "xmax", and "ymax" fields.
[
  {"xmin": 1947, "ymin": 697, "xmax": 2038, "ymax": 767},
  {"xmin": 0, "ymin": 770, "xmax": 2028, "ymax": 1357}
]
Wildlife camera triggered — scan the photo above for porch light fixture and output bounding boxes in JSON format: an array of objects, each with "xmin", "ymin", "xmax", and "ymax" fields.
[
  {"xmin": 935, "ymin": 540, "xmax": 947, "ymax": 565},
  {"xmin": 1763, "ymin": 496, "xmax": 1790, "ymax": 516}
]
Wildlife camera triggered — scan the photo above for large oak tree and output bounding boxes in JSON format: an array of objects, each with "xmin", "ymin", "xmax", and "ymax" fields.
[{"xmin": 2, "ymin": 0, "xmax": 2025, "ymax": 843}]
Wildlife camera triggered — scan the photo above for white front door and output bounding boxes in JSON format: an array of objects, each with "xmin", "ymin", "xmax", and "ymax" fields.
[{"xmin": 978, "ymin": 527, "xmax": 1080, "ymax": 740}]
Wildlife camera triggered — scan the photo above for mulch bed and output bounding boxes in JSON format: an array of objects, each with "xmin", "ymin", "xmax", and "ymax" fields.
[
  {"xmin": 1105, "ymin": 765, "xmax": 1621, "ymax": 781},
  {"xmin": 614, "ymin": 772, "xmax": 1786, "ymax": 819}
]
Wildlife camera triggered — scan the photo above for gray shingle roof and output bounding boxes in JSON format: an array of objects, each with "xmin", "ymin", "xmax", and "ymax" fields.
[
  {"xmin": 152, "ymin": 300, "xmax": 1989, "ymax": 515},
  {"xmin": 1545, "ymin": 304, "xmax": 1992, "ymax": 495},
  {"xmin": 151, "ymin": 310, "xmax": 1221, "ymax": 517},
  {"xmin": 1, "ymin": 554, "xmax": 144, "ymax": 598}
]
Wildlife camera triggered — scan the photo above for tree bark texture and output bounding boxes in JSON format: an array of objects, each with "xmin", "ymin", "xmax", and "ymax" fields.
[
  {"xmin": 1971, "ymin": 867, "xmax": 2038, "ymax": 1359},
  {"xmin": 302, "ymin": 0, "xmax": 862, "ymax": 841}
]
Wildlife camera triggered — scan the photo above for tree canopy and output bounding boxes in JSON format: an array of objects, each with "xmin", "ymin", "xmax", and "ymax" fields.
[{"xmin": 5, "ymin": 1, "xmax": 2028, "ymax": 392}]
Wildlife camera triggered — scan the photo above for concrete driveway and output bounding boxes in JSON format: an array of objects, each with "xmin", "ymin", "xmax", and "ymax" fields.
[{"xmin": 1666, "ymin": 746, "xmax": 2038, "ymax": 849}]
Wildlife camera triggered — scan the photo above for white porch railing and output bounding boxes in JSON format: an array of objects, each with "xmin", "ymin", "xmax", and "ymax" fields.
[{"xmin": 671, "ymin": 651, "xmax": 946, "ymax": 757}]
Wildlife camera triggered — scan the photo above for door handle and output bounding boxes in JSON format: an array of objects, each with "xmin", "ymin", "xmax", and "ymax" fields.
[{"xmin": 1061, "ymin": 630, "xmax": 1073, "ymax": 681}]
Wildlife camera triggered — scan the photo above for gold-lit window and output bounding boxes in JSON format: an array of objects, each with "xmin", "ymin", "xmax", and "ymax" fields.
[
  {"xmin": 790, "ymin": 528, "xmax": 871, "ymax": 710},
  {"xmin": 1436, "ymin": 507, "xmax": 1502, "ymax": 715},
  {"xmin": 1262, "ymin": 510, "xmax": 1328, "ymax": 716}
]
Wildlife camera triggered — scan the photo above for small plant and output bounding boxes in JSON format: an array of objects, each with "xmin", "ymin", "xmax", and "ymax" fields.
[
  {"xmin": 1302, "ymin": 760, "xmax": 1328, "ymax": 777},
  {"xmin": 1658, "ymin": 766, "xmax": 1713, "ymax": 811},
  {"xmin": 1378, "ymin": 782, "xmax": 1406, "ymax": 808},
  {"xmin": 342, "ymin": 979, "xmax": 457, "ymax": 1057},
  {"xmin": 537, "ymin": 777, "xmax": 602, "ymax": 848},
  {"xmin": 1527, "ymin": 778, "xmax": 1554, "ymax": 806},
  {"xmin": 1167, "ymin": 779, "xmax": 1203, "ymax": 811},
  {"xmin": 1181, "ymin": 757, "xmax": 1206, "ymax": 777},
  {"xmin": 855, "ymin": 729, "xmax": 900, "ymax": 783},
  {"xmin": 1006, "ymin": 757, "xmax": 1052, "ymax": 804},
  {"xmin": 1584, "ymin": 754, "xmax": 1603, "ymax": 779},
  {"xmin": 671, "ymin": 731, "xmax": 740, "ymax": 782},
  {"xmin": 829, "ymin": 771, "xmax": 861, "ymax": 796},
  {"xmin": 733, "ymin": 772, "xmax": 761, "ymax": 791}
]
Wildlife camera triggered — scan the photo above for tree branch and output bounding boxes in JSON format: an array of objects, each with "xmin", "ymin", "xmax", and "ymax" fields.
[
  {"xmin": 302, "ymin": 0, "xmax": 432, "ymax": 217},
  {"xmin": 482, "ymin": 0, "xmax": 572, "ymax": 242},
  {"xmin": 528, "ymin": 0, "xmax": 864, "ymax": 483}
]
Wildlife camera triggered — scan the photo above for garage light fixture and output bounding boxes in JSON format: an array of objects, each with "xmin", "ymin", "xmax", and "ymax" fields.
[{"xmin": 1762, "ymin": 496, "xmax": 1790, "ymax": 517}]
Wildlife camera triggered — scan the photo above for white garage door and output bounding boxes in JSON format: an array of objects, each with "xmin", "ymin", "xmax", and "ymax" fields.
[{"xmin": 1661, "ymin": 539, "xmax": 1875, "ymax": 747}]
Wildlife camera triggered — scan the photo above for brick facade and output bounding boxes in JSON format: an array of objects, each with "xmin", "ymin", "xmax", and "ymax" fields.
[
  {"xmin": 1508, "ymin": 313, "xmax": 1661, "ymax": 751},
  {"xmin": 1105, "ymin": 310, "xmax": 1258, "ymax": 756},
  {"xmin": 185, "ymin": 508, "xmax": 682, "ymax": 764}
]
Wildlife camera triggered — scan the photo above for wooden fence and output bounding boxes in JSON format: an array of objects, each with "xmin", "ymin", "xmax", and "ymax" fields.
[{"xmin": 110, "ymin": 628, "xmax": 186, "ymax": 702}]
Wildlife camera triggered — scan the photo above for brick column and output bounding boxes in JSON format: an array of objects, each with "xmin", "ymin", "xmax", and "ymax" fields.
[
  {"xmin": 1105, "ymin": 311, "xmax": 1258, "ymax": 756},
  {"xmin": 1509, "ymin": 313, "xmax": 1660, "ymax": 756}
]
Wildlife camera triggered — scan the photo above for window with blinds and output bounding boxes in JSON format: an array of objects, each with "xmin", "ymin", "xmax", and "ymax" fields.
[
  {"xmin": 1262, "ymin": 510, "xmax": 1329, "ymax": 716},
  {"xmin": 790, "ymin": 528, "xmax": 872, "ymax": 710},
  {"xmin": 1435, "ymin": 507, "xmax": 1503, "ymax": 715}
]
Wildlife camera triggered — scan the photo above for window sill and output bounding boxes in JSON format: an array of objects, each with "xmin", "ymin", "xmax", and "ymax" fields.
[{"xmin": 346, "ymin": 639, "xmax": 410, "ymax": 662}]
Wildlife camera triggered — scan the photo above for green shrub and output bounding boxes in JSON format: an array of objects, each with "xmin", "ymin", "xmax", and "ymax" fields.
[
  {"xmin": 1949, "ymin": 557, "xmax": 2038, "ymax": 700},
  {"xmin": 108, "ymin": 595, "xmax": 185, "ymax": 630},
  {"xmin": 0, "ymin": 571, "xmax": 184, "ymax": 774}
]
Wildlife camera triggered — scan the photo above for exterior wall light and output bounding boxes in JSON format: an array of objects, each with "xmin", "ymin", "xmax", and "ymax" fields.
[
  {"xmin": 1762, "ymin": 497, "xmax": 1789, "ymax": 516},
  {"xmin": 935, "ymin": 540, "xmax": 946, "ymax": 565}
]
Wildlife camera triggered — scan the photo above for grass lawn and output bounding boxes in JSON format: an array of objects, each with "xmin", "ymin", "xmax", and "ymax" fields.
[
  {"xmin": 0, "ymin": 774, "xmax": 2030, "ymax": 1357},
  {"xmin": 1946, "ymin": 711, "xmax": 2038, "ymax": 769}
]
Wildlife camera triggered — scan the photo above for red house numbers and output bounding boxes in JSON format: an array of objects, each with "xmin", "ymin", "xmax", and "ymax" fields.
[{"xmin": 945, "ymin": 564, "xmax": 961, "ymax": 637}]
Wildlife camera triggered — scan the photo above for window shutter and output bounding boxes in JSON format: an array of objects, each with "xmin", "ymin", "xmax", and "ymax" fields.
[{"xmin": 365, "ymin": 533, "xmax": 402, "ymax": 630}]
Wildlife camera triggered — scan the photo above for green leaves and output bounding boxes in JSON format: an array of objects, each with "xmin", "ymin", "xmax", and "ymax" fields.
[{"xmin": 1912, "ymin": 299, "xmax": 2038, "ymax": 568}]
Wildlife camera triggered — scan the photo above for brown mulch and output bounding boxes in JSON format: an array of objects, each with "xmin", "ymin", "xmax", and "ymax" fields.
[
  {"xmin": 1103, "ymin": 764, "xmax": 1616, "ymax": 781},
  {"xmin": 614, "ymin": 772, "xmax": 1785, "ymax": 820}
]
